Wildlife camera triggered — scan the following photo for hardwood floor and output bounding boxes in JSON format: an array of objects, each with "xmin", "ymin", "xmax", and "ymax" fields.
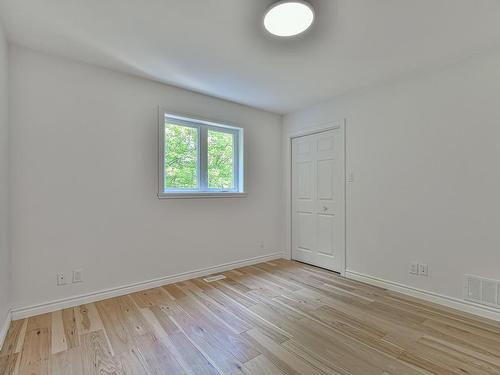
[{"xmin": 2, "ymin": 259, "xmax": 500, "ymax": 374}]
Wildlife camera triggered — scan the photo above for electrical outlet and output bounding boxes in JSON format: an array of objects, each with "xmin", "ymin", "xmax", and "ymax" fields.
[
  {"xmin": 57, "ymin": 272, "xmax": 67, "ymax": 286},
  {"xmin": 419, "ymin": 264, "xmax": 429, "ymax": 277},
  {"xmin": 73, "ymin": 269, "xmax": 83, "ymax": 283},
  {"xmin": 409, "ymin": 262, "xmax": 419, "ymax": 275}
]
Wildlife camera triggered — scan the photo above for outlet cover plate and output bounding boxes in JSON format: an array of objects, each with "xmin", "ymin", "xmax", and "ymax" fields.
[
  {"xmin": 409, "ymin": 262, "xmax": 419, "ymax": 275},
  {"xmin": 57, "ymin": 272, "xmax": 67, "ymax": 286},
  {"xmin": 73, "ymin": 269, "xmax": 83, "ymax": 283},
  {"xmin": 419, "ymin": 264, "xmax": 429, "ymax": 276}
]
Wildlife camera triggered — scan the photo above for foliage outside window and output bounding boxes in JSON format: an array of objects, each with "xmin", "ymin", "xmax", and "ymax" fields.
[
  {"xmin": 159, "ymin": 112, "xmax": 244, "ymax": 197},
  {"xmin": 165, "ymin": 123, "xmax": 199, "ymax": 189},
  {"xmin": 208, "ymin": 129, "xmax": 234, "ymax": 189}
]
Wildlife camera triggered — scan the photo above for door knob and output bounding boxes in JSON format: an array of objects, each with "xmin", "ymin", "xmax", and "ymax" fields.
[{"xmin": 323, "ymin": 206, "xmax": 328, "ymax": 211}]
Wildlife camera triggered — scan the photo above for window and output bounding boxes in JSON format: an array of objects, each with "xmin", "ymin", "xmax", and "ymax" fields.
[{"xmin": 159, "ymin": 111, "xmax": 245, "ymax": 198}]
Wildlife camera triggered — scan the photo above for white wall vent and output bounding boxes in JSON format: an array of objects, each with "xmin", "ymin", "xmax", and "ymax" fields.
[{"xmin": 464, "ymin": 275, "xmax": 500, "ymax": 309}]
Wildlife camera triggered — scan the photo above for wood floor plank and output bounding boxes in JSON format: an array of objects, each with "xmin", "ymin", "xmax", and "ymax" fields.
[
  {"xmin": 160, "ymin": 332, "xmax": 220, "ymax": 375},
  {"xmin": 130, "ymin": 287, "xmax": 171, "ymax": 308},
  {"xmin": 50, "ymin": 310, "xmax": 67, "ymax": 354},
  {"xmin": 80, "ymin": 330, "xmax": 121, "ymax": 375},
  {"xmin": 251, "ymin": 266, "xmax": 305, "ymax": 293},
  {"xmin": 169, "ymin": 309, "xmax": 246, "ymax": 374},
  {"xmin": 420, "ymin": 334, "xmax": 500, "ymax": 368},
  {"xmin": 112, "ymin": 350, "xmax": 150, "ymax": 375},
  {"xmin": 282, "ymin": 340, "xmax": 346, "ymax": 375},
  {"xmin": 414, "ymin": 336, "xmax": 500, "ymax": 375},
  {"xmin": 242, "ymin": 355, "xmax": 286, "ymax": 375},
  {"xmin": 422, "ymin": 318, "xmax": 500, "ymax": 357},
  {"xmin": 13, "ymin": 320, "xmax": 28, "ymax": 356},
  {"xmin": 220, "ymin": 275, "xmax": 254, "ymax": 295},
  {"xmin": 4, "ymin": 260, "xmax": 500, "ymax": 375},
  {"xmin": 190, "ymin": 278, "xmax": 215, "ymax": 292},
  {"xmin": 297, "ymin": 318, "xmax": 427, "ymax": 375},
  {"xmin": 50, "ymin": 348, "xmax": 83, "ymax": 375},
  {"xmin": 247, "ymin": 302, "xmax": 391, "ymax": 374},
  {"xmin": 62, "ymin": 308, "xmax": 80, "ymax": 350},
  {"xmin": 95, "ymin": 298, "xmax": 135, "ymax": 355},
  {"xmin": 242, "ymin": 328, "xmax": 325, "ymax": 375},
  {"xmin": 385, "ymin": 291, "xmax": 500, "ymax": 330},
  {"xmin": 213, "ymin": 281, "xmax": 259, "ymax": 308},
  {"xmin": 136, "ymin": 308, "xmax": 168, "ymax": 341},
  {"xmin": 0, "ymin": 354, "xmax": 19, "ymax": 375},
  {"xmin": 114, "ymin": 296, "xmax": 153, "ymax": 338},
  {"xmin": 149, "ymin": 306, "xmax": 181, "ymax": 336},
  {"xmin": 132, "ymin": 334, "xmax": 187, "ymax": 375},
  {"xmin": 149, "ymin": 306, "xmax": 220, "ymax": 374},
  {"xmin": 0, "ymin": 320, "xmax": 25, "ymax": 357},
  {"xmin": 204, "ymin": 287, "xmax": 291, "ymax": 343},
  {"xmin": 18, "ymin": 314, "xmax": 51, "ymax": 375},
  {"xmin": 176, "ymin": 295, "xmax": 260, "ymax": 363},
  {"xmin": 185, "ymin": 288, "xmax": 253, "ymax": 334},
  {"xmin": 75, "ymin": 304, "xmax": 104, "ymax": 335},
  {"xmin": 162, "ymin": 284, "xmax": 187, "ymax": 300}
]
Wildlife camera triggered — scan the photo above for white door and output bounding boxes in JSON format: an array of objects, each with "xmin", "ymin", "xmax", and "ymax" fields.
[{"xmin": 292, "ymin": 127, "xmax": 345, "ymax": 273}]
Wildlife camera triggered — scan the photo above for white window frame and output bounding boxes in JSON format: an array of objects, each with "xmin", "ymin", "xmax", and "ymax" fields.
[{"xmin": 158, "ymin": 109, "xmax": 246, "ymax": 199}]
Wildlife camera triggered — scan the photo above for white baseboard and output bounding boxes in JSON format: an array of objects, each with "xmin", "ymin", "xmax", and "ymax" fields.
[
  {"xmin": 11, "ymin": 252, "xmax": 284, "ymax": 320},
  {"xmin": 345, "ymin": 270, "xmax": 500, "ymax": 322},
  {"xmin": 0, "ymin": 310, "xmax": 12, "ymax": 351}
]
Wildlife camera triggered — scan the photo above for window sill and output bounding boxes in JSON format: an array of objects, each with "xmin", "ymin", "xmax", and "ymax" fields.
[{"xmin": 158, "ymin": 192, "xmax": 248, "ymax": 199}]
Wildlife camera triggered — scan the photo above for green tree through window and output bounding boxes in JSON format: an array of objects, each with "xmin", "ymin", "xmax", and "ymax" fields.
[
  {"xmin": 162, "ymin": 115, "xmax": 242, "ymax": 195},
  {"xmin": 208, "ymin": 130, "xmax": 234, "ymax": 189},
  {"xmin": 164, "ymin": 123, "xmax": 198, "ymax": 189}
]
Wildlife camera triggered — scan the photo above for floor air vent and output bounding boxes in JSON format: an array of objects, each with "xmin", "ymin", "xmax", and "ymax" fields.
[
  {"xmin": 203, "ymin": 275, "xmax": 226, "ymax": 282},
  {"xmin": 465, "ymin": 275, "xmax": 500, "ymax": 309}
]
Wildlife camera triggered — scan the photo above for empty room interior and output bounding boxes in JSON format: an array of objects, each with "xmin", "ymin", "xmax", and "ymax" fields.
[{"xmin": 2, "ymin": 0, "xmax": 500, "ymax": 374}]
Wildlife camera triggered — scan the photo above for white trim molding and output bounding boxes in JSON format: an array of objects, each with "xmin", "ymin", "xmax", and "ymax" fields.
[
  {"xmin": 158, "ymin": 192, "xmax": 248, "ymax": 199},
  {"xmin": 11, "ymin": 252, "xmax": 284, "ymax": 320},
  {"xmin": 0, "ymin": 310, "xmax": 12, "ymax": 351},
  {"xmin": 287, "ymin": 124, "xmax": 341, "ymax": 140},
  {"xmin": 346, "ymin": 270, "xmax": 500, "ymax": 322}
]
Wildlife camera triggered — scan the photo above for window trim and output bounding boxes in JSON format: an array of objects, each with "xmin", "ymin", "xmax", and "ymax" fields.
[{"xmin": 158, "ymin": 109, "xmax": 246, "ymax": 199}]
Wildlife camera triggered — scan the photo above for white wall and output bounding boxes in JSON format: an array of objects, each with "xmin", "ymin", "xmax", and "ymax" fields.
[
  {"xmin": 9, "ymin": 45, "xmax": 283, "ymax": 310},
  {"xmin": 284, "ymin": 50, "xmax": 500, "ymax": 303},
  {"xmin": 0, "ymin": 21, "xmax": 11, "ymax": 326}
]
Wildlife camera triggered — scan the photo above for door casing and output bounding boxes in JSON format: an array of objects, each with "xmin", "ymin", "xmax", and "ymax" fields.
[{"xmin": 286, "ymin": 120, "xmax": 347, "ymax": 275}]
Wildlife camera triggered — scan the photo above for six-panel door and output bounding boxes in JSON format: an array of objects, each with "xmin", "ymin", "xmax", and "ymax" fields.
[{"xmin": 291, "ymin": 127, "xmax": 345, "ymax": 273}]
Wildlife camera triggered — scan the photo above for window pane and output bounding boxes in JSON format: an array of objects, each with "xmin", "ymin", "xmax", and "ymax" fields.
[
  {"xmin": 208, "ymin": 130, "xmax": 235, "ymax": 189},
  {"xmin": 164, "ymin": 123, "xmax": 199, "ymax": 190}
]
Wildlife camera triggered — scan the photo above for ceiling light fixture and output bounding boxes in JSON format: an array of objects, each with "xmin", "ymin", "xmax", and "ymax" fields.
[{"xmin": 264, "ymin": 1, "xmax": 315, "ymax": 37}]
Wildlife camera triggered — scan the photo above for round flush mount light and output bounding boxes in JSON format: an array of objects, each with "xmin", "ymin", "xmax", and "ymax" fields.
[{"xmin": 264, "ymin": 1, "xmax": 315, "ymax": 37}]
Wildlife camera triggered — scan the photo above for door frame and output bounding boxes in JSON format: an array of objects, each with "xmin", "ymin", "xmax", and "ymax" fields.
[{"xmin": 286, "ymin": 119, "xmax": 347, "ymax": 276}]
